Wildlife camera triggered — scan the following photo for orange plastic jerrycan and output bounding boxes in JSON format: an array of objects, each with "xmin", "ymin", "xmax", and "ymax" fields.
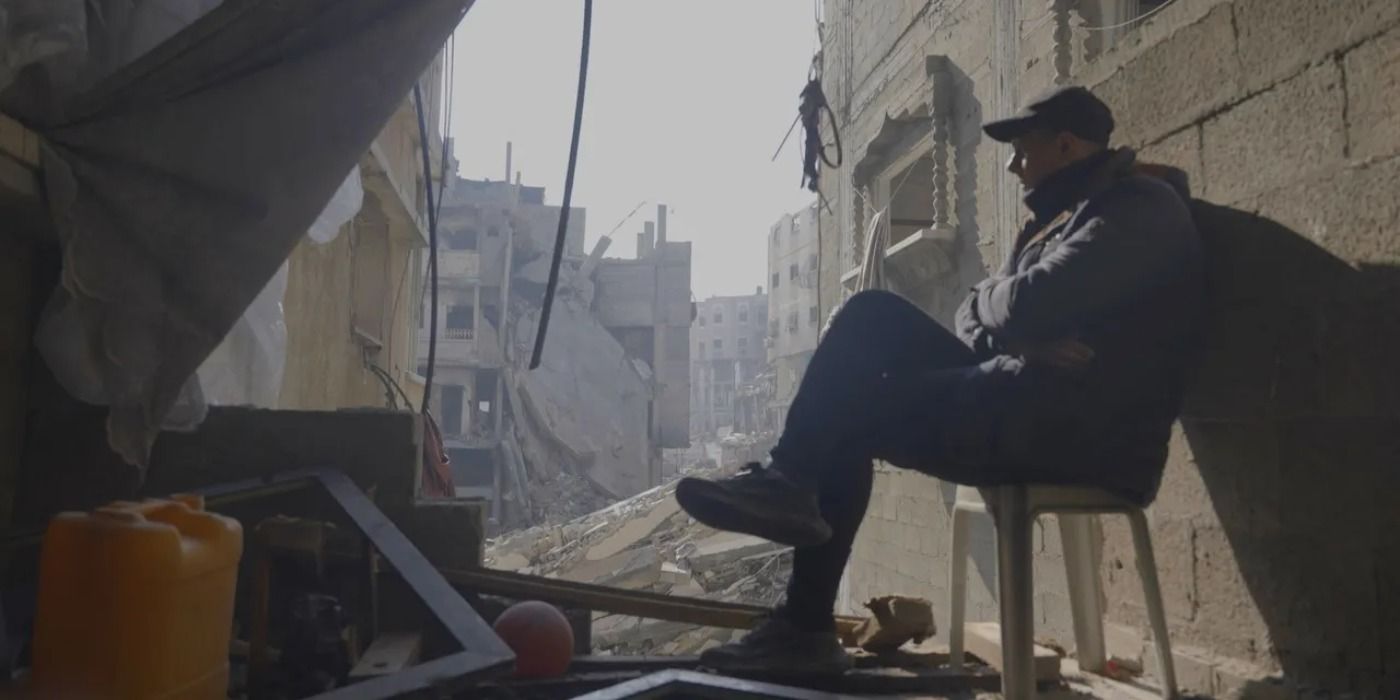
[{"xmin": 31, "ymin": 494, "xmax": 243, "ymax": 699}]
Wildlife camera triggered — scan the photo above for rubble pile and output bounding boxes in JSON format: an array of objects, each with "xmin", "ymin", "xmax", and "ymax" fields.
[
  {"xmin": 717, "ymin": 431, "xmax": 777, "ymax": 470},
  {"xmin": 484, "ymin": 463, "xmax": 791, "ymax": 656},
  {"xmin": 522, "ymin": 470, "xmax": 614, "ymax": 528}
]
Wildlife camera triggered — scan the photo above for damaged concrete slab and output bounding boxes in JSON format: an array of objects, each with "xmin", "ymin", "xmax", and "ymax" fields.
[{"xmin": 485, "ymin": 464, "xmax": 795, "ymax": 655}]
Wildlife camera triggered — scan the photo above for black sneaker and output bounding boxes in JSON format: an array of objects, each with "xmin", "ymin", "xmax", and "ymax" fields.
[
  {"xmin": 676, "ymin": 463, "xmax": 832, "ymax": 548},
  {"xmin": 701, "ymin": 615, "xmax": 853, "ymax": 675}
]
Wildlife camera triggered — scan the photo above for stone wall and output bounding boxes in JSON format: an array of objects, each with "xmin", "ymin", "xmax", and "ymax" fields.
[{"xmin": 817, "ymin": 0, "xmax": 1400, "ymax": 696}]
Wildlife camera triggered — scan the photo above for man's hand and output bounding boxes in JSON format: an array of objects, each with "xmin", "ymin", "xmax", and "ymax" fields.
[{"xmin": 1010, "ymin": 338, "xmax": 1096, "ymax": 370}]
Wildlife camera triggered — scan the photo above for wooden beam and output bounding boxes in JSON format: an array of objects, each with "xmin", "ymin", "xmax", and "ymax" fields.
[{"xmin": 436, "ymin": 566, "xmax": 867, "ymax": 637}]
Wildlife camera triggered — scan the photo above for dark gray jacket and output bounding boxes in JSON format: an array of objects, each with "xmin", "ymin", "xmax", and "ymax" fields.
[{"xmin": 954, "ymin": 148, "xmax": 1203, "ymax": 503}]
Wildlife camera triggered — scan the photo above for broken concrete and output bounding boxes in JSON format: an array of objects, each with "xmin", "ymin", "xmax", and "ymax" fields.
[
  {"xmin": 484, "ymin": 464, "xmax": 795, "ymax": 656},
  {"xmin": 585, "ymin": 497, "xmax": 680, "ymax": 561},
  {"xmin": 562, "ymin": 548, "xmax": 661, "ymax": 588},
  {"xmin": 505, "ymin": 272, "xmax": 654, "ymax": 501},
  {"xmin": 683, "ymin": 532, "xmax": 788, "ymax": 572},
  {"xmin": 854, "ymin": 595, "xmax": 937, "ymax": 653}
]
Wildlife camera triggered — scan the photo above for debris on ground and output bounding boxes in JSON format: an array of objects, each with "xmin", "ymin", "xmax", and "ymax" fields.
[
  {"xmin": 716, "ymin": 431, "xmax": 777, "ymax": 470},
  {"xmin": 484, "ymin": 461, "xmax": 791, "ymax": 655},
  {"xmin": 853, "ymin": 595, "xmax": 937, "ymax": 653}
]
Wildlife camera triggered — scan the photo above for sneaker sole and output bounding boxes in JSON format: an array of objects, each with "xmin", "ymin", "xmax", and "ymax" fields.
[{"xmin": 675, "ymin": 478, "xmax": 833, "ymax": 548}]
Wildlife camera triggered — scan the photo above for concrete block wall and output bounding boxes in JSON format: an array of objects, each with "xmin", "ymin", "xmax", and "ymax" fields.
[{"xmin": 819, "ymin": 0, "xmax": 1400, "ymax": 696}]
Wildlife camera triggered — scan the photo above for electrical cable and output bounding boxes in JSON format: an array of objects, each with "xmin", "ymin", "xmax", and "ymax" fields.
[
  {"xmin": 413, "ymin": 82, "xmax": 441, "ymax": 413},
  {"xmin": 368, "ymin": 363, "xmax": 413, "ymax": 410},
  {"xmin": 1082, "ymin": 0, "xmax": 1179, "ymax": 31},
  {"xmin": 604, "ymin": 200, "xmax": 650, "ymax": 239},
  {"xmin": 529, "ymin": 0, "xmax": 593, "ymax": 370},
  {"xmin": 436, "ymin": 32, "xmax": 456, "ymax": 224}
]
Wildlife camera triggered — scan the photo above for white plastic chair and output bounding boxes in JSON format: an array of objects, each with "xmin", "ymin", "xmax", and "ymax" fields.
[{"xmin": 947, "ymin": 484, "xmax": 1178, "ymax": 700}]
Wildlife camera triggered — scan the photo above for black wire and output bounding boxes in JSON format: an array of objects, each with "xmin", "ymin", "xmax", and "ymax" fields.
[
  {"xmin": 529, "ymin": 0, "xmax": 593, "ymax": 370},
  {"xmin": 413, "ymin": 83, "xmax": 440, "ymax": 413},
  {"xmin": 367, "ymin": 363, "xmax": 414, "ymax": 410}
]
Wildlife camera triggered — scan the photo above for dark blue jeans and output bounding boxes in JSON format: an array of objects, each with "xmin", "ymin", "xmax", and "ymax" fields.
[{"xmin": 770, "ymin": 290, "xmax": 1031, "ymax": 630}]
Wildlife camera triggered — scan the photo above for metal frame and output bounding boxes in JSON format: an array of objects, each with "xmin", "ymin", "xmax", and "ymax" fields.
[
  {"xmin": 571, "ymin": 670, "xmax": 848, "ymax": 700},
  {"xmin": 568, "ymin": 669, "xmax": 840, "ymax": 697},
  {"xmin": 199, "ymin": 469, "xmax": 514, "ymax": 699}
]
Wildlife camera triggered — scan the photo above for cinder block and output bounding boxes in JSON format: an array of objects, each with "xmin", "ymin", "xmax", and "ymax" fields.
[
  {"xmin": 1100, "ymin": 517, "xmax": 1147, "ymax": 626},
  {"xmin": 1234, "ymin": 0, "xmax": 1400, "ymax": 94},
  {"xmin": 1037, "ymin": 589, "xmax": 1075, "ymax": 641},
  {"xmin": 1150, "ymin": 428, "xmax": 1215, "ymax": 521},
  {"xmin": 1344, "ymin": 27, "xmax": 1400, "ymax": 160},
  {"xmin": 1096, "ymin": 5, "xmax": 1241, "ymax": 145},
  {"xmin": 1145, "ymin": 516, "xmax": 1197, "ymax": 624},
  {"xmin": 1188, "ymin": 525, "xmax": 1274, "ymax": 663},
  {"xmin": 1106, "ymin": 621, "xmax": 1145, "ymax": 668},
  {"xmin": 1143, "ymin": 642, "xmax": 1218, "ymax": 696},
  {"xmin": 1250, "ymin": 153, "xmax": 1400, "ymax": 269},
  {"xmin": 1202, "ymin": 61, "xmax": 1347, "ymax": 204},
  {"xmin": 1269, "ymin": 298, "xmax": 1400, "ymax": 419},
  {"xmin": 1138, "ymin": 125, "xmax": 1204, "ymax": 197},
  {"xmin": 1179, "ymin": 301, "xmax": 1284, "ymax": 422},
  {"xmin": 1175, "ymin": 420, "xmax": 1285, "ymax": 537},
  {"xmin": 1211, "ymin": 658, "xmax": 1281, "ymax": 699}
]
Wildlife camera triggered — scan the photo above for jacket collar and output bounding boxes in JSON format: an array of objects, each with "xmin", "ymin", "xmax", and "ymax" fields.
[{"xmin": 1022, "ymin": 148, "xmax": 1137, "ymax": 222}]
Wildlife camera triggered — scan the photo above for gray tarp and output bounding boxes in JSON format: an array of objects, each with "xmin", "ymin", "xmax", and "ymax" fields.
[{"xmin": 3, "ymin": 0, "xmax": 472, "ymax": 465}]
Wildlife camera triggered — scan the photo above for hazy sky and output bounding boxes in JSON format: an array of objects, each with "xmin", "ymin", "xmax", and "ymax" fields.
[{"xmin": 447, "ymin": 0, "xmax": 820, "ymax": 300}]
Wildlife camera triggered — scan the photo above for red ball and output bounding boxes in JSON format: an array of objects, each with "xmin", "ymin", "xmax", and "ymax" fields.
[{"xmin": 492, "ymin": 601, "xmax": 575, "ymax": 678}]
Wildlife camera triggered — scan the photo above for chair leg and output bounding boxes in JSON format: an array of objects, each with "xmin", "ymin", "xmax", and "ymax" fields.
[
  {"xmin": 995, "ymin": 486, "xmax": 1036, "ymax": 700},
  {"xmin": 1128, "ymin": 510, "xmax": 1178, "ymax": 700},
  {"xmin": 1059, "ymin": 513, "xmax": 1107, "ymax": 673},
  {"xmin": 948, "ymin": 504, "xmax": 972, "ymax": 668}
]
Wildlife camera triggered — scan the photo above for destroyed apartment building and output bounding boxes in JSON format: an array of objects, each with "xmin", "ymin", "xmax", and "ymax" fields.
[{"xmin": 420, "ymin": 154, "xmax": 692, "ymax": 530}]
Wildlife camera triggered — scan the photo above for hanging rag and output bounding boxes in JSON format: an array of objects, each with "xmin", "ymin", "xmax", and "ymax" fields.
[{"xmin": 820, "ymin": 207, "xmax": 890, "ymax": 337}]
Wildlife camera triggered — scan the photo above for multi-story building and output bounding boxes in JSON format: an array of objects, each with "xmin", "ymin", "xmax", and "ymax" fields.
[
  {"xmin": 766, "ymin": 202, "xmax": 821, "ymax": 428},
  {"xmin": 416, "ymin": 159, "xmax": 586, "ymax": 512},
  {"xmin": 690, "ymin": 290, "xmax": 768, "ymax": 438},
  {"xmin": 594, "ymin": 207, "xmax": 694, "ymax": 457},
  {"xmin": 813, "ymin": 1, "xmax": 1400, "ymax": 696}
]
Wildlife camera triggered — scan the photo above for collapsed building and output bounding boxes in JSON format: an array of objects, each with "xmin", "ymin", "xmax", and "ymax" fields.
[{"xmin": 420, "ymin": 156, "xmax": 692, "ymax": 530}]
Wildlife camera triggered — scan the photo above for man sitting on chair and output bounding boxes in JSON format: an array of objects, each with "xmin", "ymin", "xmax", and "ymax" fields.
[{"xmin": 676, "ymin": 86, "xmax": 1204, "ymax": 673}]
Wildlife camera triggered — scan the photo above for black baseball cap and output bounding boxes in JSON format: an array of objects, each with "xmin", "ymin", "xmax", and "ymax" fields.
[{"xmin": 983, "ymin": 86, "xmax": 1115, "ymax": 145}]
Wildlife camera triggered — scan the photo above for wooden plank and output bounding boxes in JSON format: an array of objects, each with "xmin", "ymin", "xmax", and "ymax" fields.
[
  {"xmin": 349, "ymin": 633, "xmax": 421, "ymax": 679},
  {"xmin": 962, "ymin": 621, "xmax": 1062, "ymax": 682},
  {"xmin": 437, "ymin": 566, "xmax": 866, "ymax": 636}
]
